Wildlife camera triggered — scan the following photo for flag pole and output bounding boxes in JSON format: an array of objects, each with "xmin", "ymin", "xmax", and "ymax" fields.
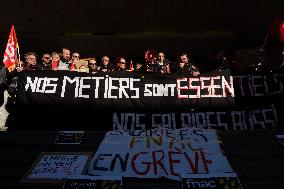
[
  {"xmin": 17, "ymin": 45, "xmax": 21, "ymax": 63},
  {"xmin": 262, "ymin": 33, "xmax": 269, "ymax": 49}
]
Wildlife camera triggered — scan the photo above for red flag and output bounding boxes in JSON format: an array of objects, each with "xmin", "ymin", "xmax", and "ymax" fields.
[
  {"xmin": 3, "ymin": 25, "xmax": 19, "ymax": 72},
  {"xmin": 268, "ymin": 17, "xmax": 284, "ymax": 43},
  {"xmin": 280, "ymin": 22, "xmax": 284, "ymax": 43}
]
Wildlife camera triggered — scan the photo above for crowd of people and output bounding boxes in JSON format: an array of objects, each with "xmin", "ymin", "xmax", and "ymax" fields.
[
  {"xmin": 8, "ymin": 48, "xmax": 203, "ymax": 76},
  {"xmin": 1, "ymin": 47, "xmax": 283, "ymax": 80},
  {"xmin": 1, "ymin": 47, "xmax": 284, "ymax": 98},
  {"xmin": 10, "ymin": 47, "xmax": 284, "ymax": 75},
  {"xmin": 1, "ymin": 47, "xmax": 284, "ymax": 94}
]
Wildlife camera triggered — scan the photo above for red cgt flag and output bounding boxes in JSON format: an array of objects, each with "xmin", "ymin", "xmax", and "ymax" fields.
[{"xmin": 3, "ymin": 25, "xmax": 19, "ymax": 72}]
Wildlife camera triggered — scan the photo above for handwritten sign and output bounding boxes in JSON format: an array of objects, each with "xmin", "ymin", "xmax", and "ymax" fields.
[
  {"xmin": 22, "ymin": 152, "xmax": 92, "ymax": 183},
  {"xmin": 88, "ymin": 128, "xmax": 236, "ymax": 180}
]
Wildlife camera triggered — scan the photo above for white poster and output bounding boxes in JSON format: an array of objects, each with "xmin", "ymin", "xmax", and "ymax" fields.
[
  {"xmin": 88, "ymin": 128, "xmax": 235, "ymax": 180},
  {"xmin": 22, "ymin": 152, "xmax": 91, "ymax": 182}
]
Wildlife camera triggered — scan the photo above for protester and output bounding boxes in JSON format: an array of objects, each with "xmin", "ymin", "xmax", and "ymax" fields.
[
  {"xmin": 4, "ymin": 52, "xmax": 40, "ymax": 130},
  {"xmin": 134, "ymin": 61, "xmax": 145, "ymax": 73},
  {"xmin": 72, "ymin": 52, "xmax": 80, "ymax": 61},
  {"xmin": 215, "ymin": 51, "xmax": 232, "ymax": 72},
  {"xmin": 70, "ymin": 52, "xmax": 80, "ymax": 71},
  {"xmin": 51, "ymin": 52, "xmax": 60, "ymax": 70},
  {"xmin": 97, "ymin": 56, "xmax": 112, "ymax": 72},
  {"xmin": 174, "ymin": 52, "xmax": 200, "ymax": 76},
  {"xmin": 88, "ymin": 58, "xmax": 98, "ymax": 74},
  {"xmin": 23, "ymin": 52, "xmax": 39, "ymax": 71},
  {"xmin": 114, "ymin": 57, "xmax": 127, "ymax": 71},
  {"xmin": 58, "ymin": 48, "xmax": 71, "ymax": 70},
  {"xmin": 39, "ymin": 53, "xmax": 51, "ymax": 70},
  {"xmin": 153, "ymin": 51, "xmax": 171, "ymax": 73}
]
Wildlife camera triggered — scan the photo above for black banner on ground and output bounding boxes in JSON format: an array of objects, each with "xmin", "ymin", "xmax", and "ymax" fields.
[{"xmin": 14, "ymin": 70, "xmax": 284, "ymax": 131}]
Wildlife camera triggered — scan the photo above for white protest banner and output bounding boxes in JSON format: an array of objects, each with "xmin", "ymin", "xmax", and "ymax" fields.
[{"xmin": 87, "ymin": 128, "xmax": 235, "ymax": 180}]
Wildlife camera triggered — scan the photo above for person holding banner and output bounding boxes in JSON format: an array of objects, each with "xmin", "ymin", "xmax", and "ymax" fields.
[
  {"xmin": 5, "ymin": 52, "xmax": 40, "ymax": 130},
  {"xmin": 69, "ymin": 52, "xmax": 80, "ymax": 71},
  {"xmin": 174, "ymin": 52, "xmax": 200, "ymax": 76},
  {"xmin": 39, "ymin": 53, "xmax": 51, "ymax": 70},
  {"xmin": 23, "ymin": 52, "xmax": 39, "ymax": 71},
  {"xmin": 153, "ymin": 51, "xmax": 171, "ymax": 73},
  {"xmin": 114, "ymin": 57, "xmax": 128, "ymax": 71},
  {"xmin": 1, "ymin": 25, "xmax": 20, "ymax": 128},
  {"xmin": 134, "ymin": 61, "xmax": 146, "ymax": 73},
  {"xmin": 97, "ymin": 56, "xmax": 113, "ymax": 72},
  {"xmin": 58, "ymin": 48, "xmax": 71, "ymax": 70},
  {"xmin": 72, "ymin": 52, "xmax": 80, "ymax": 61},
  {"xmin": 88, "ymin": 59, "xmax": 98, "ymax": 74},
  {"xmin": 6, "ymin": 52, "xmax": 39, "ymax": 100},
  {"xmin": 215, "ymin": 51, "xmax": 232, "ymax": 72},
  {"xmin": 51, "ymin": 52, "xmax": 60, "ymax": 70}
]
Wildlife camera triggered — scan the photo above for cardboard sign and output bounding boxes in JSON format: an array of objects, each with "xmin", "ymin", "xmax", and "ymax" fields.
[
  {"xmin": 75, "ymin": 60, "xmax": 88, "ymax": 69},
  {"xmin": 22, "ymin": 152, "xmax": 92, "ymax": 183},
  {"xmin": 55, "ymin": 131, "xmax": 84, "ymax": 144},
  {"xmin": 75, "ymin": 60, "xmax": 89, "ymax": 72}
]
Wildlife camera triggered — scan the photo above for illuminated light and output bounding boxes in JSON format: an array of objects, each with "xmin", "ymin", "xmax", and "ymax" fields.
[
  {"xmin": 280, "ymin": 21, "xmax": 284, "ymax": 42},
  {"xmin": 281, "ymin": 22, "xmax": 284, "ymax": 29}
]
